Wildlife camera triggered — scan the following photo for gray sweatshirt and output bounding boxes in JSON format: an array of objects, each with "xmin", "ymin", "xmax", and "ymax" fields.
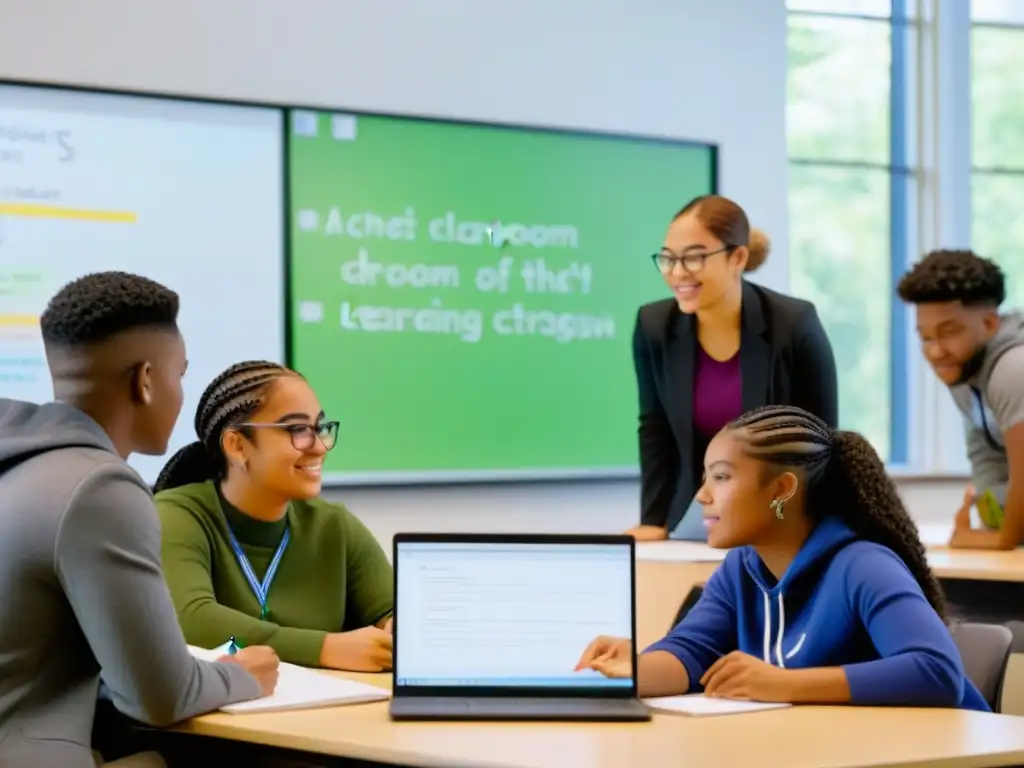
[
  {"xmin": 0, "ymin": 400, "xmax": 261, "ymax": 768},
  {"xmin": 949, "ymin": 312, "xmax": 1024, "ymax": 509}
]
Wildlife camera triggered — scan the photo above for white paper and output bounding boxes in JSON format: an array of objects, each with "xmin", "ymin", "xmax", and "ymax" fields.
[
  {"xmin": 644, "ymin": 694, "xmax": 791, "ymax": 716},
  {"xmin": 916, "ymin": 522, "xmax": 951, "ymax": 548},
  {"xmin": 187, "ymin": 645, "xmax": 390, "ymax": 713},
  {"xmin": 634, "ymin": 541, "xmax": 728, "ymax": 563}
]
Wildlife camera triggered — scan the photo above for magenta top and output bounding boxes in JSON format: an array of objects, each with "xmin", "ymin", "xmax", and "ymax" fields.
[{"xmin": 693, "ymin": 346, "xmax": 743, "ymax": 438}]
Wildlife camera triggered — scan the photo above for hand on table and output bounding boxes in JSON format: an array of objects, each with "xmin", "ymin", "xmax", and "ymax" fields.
[
  {"xmin": 953, "ymin": 484, "xmax": 977, "ymax": 535},
  {"xmin": 219, "ymin": 645, "xmax": 280, "ymax": 697},
  {"xmin": 320, "ymin": 626, "xmax": 393, "ymax": 672},
  {"xmin": 575, "ymin": 636, "xmax": 633, "ymax": 678},
  {"xmin": 624, "ymin": 525, "xmax": 668, "ymax": 542},
  {"xmin": 701, "ymin": 651, "xmax": 791, "ymax": 702}
]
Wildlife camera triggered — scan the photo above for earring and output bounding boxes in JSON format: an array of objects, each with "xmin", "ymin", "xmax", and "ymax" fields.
[{"xmin": 770, "ymin": 498, "xmax": 785, "ymax": 520}]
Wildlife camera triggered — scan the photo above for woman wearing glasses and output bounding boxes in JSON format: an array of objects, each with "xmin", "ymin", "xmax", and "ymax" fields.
[
  {"xmin": 152, "ymin": 361, "xmax": 394, "ymax": 672},
  {"xmin": 627, "ymin": 194, "xmax": 838, "ymax": 543}
]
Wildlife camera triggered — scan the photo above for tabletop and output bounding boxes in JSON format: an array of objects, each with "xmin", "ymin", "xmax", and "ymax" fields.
[{"xmin": 181, "ymin": 673, "xmax": 1024, "ymax": 768}]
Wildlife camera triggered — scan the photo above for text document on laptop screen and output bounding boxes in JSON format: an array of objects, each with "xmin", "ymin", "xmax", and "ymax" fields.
[{"xmin": 395, "ymin": 542, "xmax": 633, "ymax": 688}]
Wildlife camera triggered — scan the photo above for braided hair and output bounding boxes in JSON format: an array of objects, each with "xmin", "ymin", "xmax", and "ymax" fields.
[
  {"xmin": 727, "ymin": 405, "xmax": 946, "ymax": 620},
  {"xmin": 153, "ymin": 360, "xmax": 296, "ymax": 493}
]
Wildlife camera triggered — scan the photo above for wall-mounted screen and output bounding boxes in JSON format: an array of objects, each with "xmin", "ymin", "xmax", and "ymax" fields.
[
  {"xmin": 287, "ymin": 110, "xmax": 716, "ymax": 483},
  {"xmin": 0, "ymin": 84, "xmax": 285, "ymax": 483}
]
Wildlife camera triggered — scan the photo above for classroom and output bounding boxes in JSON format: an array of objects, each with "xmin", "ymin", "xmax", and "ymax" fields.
[{"xmin": 3, "ymin": 0, "xmax": 1024, "ymax": 766}]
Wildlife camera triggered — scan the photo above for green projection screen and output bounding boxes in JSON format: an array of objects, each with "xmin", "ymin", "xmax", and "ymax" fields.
[{"xmin": 287, "ymin": 110, "xmax": 716, "ymax": 484}]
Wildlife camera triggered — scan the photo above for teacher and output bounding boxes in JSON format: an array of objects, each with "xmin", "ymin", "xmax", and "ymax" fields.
[{"xmin": 626, "ymin": 194, "xmax": 838, "ymax": 542}]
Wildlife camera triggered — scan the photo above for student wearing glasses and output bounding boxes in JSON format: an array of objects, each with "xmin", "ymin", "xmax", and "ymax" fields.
[
  {"xmin": 153, "ymin": 361, "xmax": 394, "ymax": 672},
  {"xmin": 627, "ymin": 195, "xmax": 838, "ymax": 543}
]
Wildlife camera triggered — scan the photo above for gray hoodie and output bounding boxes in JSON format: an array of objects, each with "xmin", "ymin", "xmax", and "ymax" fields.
[
  {"xmin": 949, "ymin": 312, "xmax": 1024, "ymax": 508},
  {"xmin": 0, "ymin": 399, "xmax": 261, "ymax": 768}
]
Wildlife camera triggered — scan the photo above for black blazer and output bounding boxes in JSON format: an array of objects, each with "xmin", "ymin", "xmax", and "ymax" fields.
[{"xmin": 633, "ymin": 280, "xmax": 838, "ymax": 531}]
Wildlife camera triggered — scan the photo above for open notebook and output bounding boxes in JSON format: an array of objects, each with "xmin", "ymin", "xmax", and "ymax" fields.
[
  {"xmin": 188, "ymin": 645, "xmax": 389, "ymax": 714},
  {"xmin": 644, "ymin": 694, "xmax": 791, "ymax": 717}
]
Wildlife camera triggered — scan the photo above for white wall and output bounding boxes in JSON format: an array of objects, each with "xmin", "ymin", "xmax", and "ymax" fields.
[
  {"xmin": 0, "ymin": 0, "xmax": 964, "ymax": 543},
  {"xmin": 329, "ymin": 477, "xmax": 965, "ymax": 546}
]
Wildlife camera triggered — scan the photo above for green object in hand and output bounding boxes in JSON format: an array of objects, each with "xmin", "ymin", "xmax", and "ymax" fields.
[{"xmin": 976, "ymin": 490, "xmax": 1004, "ymax": 530}]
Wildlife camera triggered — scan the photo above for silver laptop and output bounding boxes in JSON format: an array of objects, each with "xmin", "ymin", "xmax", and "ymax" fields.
[{"xmin": 388, "ymin": 533, "xmax": 651, "ymax": 721}]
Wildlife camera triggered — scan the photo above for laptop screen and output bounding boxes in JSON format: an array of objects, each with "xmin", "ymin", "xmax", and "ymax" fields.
[{"xmin": 394, "ymin": 540, "xmax": 634, "ymax": 689}]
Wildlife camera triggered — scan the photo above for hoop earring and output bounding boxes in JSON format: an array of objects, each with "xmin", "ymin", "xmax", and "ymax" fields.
[{"xmin": 770, "ymin": 498, "xmax": 785, "ymax": 520}]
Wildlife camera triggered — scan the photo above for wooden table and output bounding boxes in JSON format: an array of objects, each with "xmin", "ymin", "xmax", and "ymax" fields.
[
  {"xmin": 180, "ymin": 672, "xmax": 1024, "ymax": 768},
  {"xmin": 176, "ymin": 529, "xmax": 1024, "ymax": 766}
]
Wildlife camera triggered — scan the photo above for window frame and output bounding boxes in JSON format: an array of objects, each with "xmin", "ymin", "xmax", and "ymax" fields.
[
  {"xmin": 786, "ymin": 3, "xmax": 913, "ymax": 466},
  {"xmin": 786, "ymin": 0, "xmax": 977, "ymax": 476}
]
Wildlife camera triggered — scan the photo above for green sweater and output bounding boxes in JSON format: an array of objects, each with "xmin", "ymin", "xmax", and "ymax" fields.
[{"xmin": 155, "ymin": 480, "xmax": 393, "ymax": 667}]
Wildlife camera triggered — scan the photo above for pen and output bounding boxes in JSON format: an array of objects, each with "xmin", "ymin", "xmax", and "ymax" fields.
[{"xmin": 228, "ymin": 636, "xmax": 238, "ymax": 656}]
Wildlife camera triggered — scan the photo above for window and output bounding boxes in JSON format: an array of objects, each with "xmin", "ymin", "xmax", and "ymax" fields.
[
  {"xmin": 786, "ymin": 1, "xmax": 1016, "ymax": 474},
  {"xmin": 972, "ymin": 13, "xmax": 1024, "ymax": 306},
  {"xmin": 787, "ymin": 2, "xmax": 909, "ymax": 462},
  {"xmin": 787, "ymin": 0, "xmax": 891, "ymax": 17}
]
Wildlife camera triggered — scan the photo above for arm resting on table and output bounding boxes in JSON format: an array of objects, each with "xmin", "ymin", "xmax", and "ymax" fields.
[
  {"xmin": 56, "ymin": 467, "xmax": 261, "ymax": 726},
  {"xmin": 642, "ymin": 560, "xmax": 739, "ymax": 694}
]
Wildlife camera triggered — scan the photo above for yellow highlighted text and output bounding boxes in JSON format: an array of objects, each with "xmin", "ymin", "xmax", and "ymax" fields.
[{"xmin": 0, "ymin": 203, "xmax": 137, "ymax": 223}]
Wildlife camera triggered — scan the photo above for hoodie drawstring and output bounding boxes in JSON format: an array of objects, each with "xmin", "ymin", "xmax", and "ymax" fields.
[
  {"xmin": 775, "ymin": 594, "xmax": 786, "ymax": 668},
  {"xmin": 761, "ymin": 591, "xmax": 788, "ymax": 668},
  {"xmin": 761, "ymin": 592, "xmax": 770, "ymax": 664}
]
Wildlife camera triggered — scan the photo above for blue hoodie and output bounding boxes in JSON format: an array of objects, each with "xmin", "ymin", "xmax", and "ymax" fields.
[{"xmin": 646, "ymin": 516, "xmax": 989, "ymax": 710}]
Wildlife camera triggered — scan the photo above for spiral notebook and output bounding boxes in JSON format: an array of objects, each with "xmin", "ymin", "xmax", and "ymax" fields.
[{"xmin": 188, "ymin": 645, "xmax": 389, "ymax": 714}]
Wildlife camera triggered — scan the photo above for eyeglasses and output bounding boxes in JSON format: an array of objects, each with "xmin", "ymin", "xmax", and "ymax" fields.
[
  {"xmin": 651, "ymin": 246, "xmax": 731, "ymax": 275},
  {"xmin": 233, "ymin": 421, "xmax": 340, "ymax": 451}
]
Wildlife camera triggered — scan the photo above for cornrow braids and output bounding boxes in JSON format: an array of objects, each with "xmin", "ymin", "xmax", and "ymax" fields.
[
  {"xmin": 727, "ymin": 405, "xmax": 947, "ymax": 620},
  {"xmin": 153, "ymin": 360, "xmax": 295, "ymax": 493}
]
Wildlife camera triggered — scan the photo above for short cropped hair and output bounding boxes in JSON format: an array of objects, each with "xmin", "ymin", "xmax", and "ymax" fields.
[
  {"xmin": 897, "ymin": 249, "xmax": 1006, "ymax": 308},
  {"xmin": 40, "ymin": 271, "xmax": 180, "ymax": 347}
]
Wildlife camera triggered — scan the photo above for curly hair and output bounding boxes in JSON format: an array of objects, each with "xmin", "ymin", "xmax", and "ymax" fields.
[
  {"xmin": 897, "ymin": 249, "xmax": 1005, "ymax": 308},
  {"xmin": 153, "ymin": 360, "xmax": 298, "ymax": 493},
  {"xmin": 40, "ymin": 271, "xmax": 179, "ymax": 347},
  {"xmin": 727, "ymin": 405, "xmax": 946, "ymax": 620}
]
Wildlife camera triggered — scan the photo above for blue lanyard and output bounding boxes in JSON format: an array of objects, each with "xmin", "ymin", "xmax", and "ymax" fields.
[{"xmin": 226, "ymin": 526, "xmax": 290, "ymax": 620}]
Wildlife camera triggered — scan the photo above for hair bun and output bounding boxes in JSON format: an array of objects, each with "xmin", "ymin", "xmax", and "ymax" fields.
[{"xmin": 745, "ymin": 228, "xmax": 771, "ymax": 272}]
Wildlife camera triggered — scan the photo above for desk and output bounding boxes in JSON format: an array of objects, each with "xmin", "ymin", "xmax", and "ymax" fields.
[
  {"xmin": 921, "ymin": 522, "xmax": 1024, "ymax": 581},
  {"xmin": 180, "ymin": 673, "xmax": 1024, "ymax": 768}
]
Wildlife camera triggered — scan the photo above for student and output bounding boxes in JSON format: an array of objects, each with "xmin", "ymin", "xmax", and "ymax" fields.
[
  {"xmin": 0, "ymin": 272, "xmax": 278, "ymax": 768},
  {"xmin": 152, "ymin": 360, "xmax": 394, "ymax": 672},
  {"xmin": 579, "ymin": 405, "xmax": 987, "ymax": 711},
  {"xmin": 897, "ymin": 250, "xmax": 1024, "ymax": 551},
  {"xmin": 627, "ymin": 195, "xmax": 838, "ymax": 542}
]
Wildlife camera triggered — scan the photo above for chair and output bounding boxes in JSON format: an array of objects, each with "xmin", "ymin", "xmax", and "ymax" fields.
[
  {"xmin": 669, "ymin": 586, "xmax": 704, "ymax": 630},
  {"xmin": 951, "ymin": 621, "xmax": 1013, "ymax": 711}
]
